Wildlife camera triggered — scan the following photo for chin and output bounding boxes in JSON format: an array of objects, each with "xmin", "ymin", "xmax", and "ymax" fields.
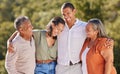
[{"xmin": 66, "ymin": 20, "xmax": 71, "ymax": 23}]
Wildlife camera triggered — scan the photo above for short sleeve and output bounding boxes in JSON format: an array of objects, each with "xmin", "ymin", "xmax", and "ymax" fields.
[
  {"xmin": 101, "ymin": 38, "xmax": 114, "ymax": 51},
  {"xmin": 32, "ymin": 29, "xmax": 41, "ymax": 48}
]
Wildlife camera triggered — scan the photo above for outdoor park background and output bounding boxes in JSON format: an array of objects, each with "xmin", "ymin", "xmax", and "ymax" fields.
[{"xmin": 0, "ymin": 0, "xmax": 120, "ymax": 74}]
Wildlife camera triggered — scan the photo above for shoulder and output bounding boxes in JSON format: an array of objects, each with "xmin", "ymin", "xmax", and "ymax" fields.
[
  {"xmin": 76, "ymin": 19, "xmax": 87, "ymax": 31},
  {"xmin": 33, "ymin": 29, "xmax": 45, "ymax": 34},
  {"xmin": 97, "ymin": 38, "xmax": 114, "ymax": 50},
  {"xmin": 12, "ymin": 34, "xmax": 21, "ymax": 45},
  {"xmin": 33, "ymin": 29, "xmax": 42, "ymax": 37},
  {"xmin": 97, "ymin": 37, "xmax": 114, "ymax": 44},
  {"xmin": 11, "ymin": 34, "xmax": 22, "ymax": 51},
  {"xmin": 77, "ymin": 19, "xmax": 87, "ymax": 26},
  {"xmin": 33, "ymin": 29, "xmax": 41, "ymax": 33}
]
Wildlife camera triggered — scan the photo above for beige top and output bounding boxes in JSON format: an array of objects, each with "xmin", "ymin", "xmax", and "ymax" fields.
[
  {"xmin": 33, "ymin": 30, "xmax": 57, "ymax": 60},
  {"xmin": 5, "ymin": 33, "xmax": 35, "ymax": 74}
]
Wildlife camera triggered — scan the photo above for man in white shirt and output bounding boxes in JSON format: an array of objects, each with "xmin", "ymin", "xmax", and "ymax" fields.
[
  {"xmin": 56, "ymin": 2, "xmax": 87, "ymax": 74},
  {"xmin": 5, "ymin": 16, "xmax": 35, "ymax": 74}
]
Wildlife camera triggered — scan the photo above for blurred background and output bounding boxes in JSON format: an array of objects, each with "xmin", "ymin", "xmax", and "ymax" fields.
[{"xmin": 0, "ymin": 0, "xmax": 120, "ymax": 74}]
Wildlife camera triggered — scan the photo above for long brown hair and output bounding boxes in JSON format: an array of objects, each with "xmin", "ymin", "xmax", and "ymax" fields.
[{"xmin": 46, "ymin": 16, "xmax": 65, "ymax": 39}]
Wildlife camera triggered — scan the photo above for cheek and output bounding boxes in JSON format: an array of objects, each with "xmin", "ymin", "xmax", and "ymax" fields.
[
  {"xmin": 86, "ymin": 30, "xmax": 90, "ymax": 34},
  {"xmin": 52, "ymin": 29, "xmax": 57, "ymax": 35},
  {"xmin": 70, "ymin": 13, "xmax": 75, "ymax": 17},
  {"xmin": 27, "ymin": 29, "xmax": 32, "ymax": 34},
  {"xmin": 53, "ymin": 28, "xmax": 57, "ymax": 32},
  {"xmin": 68, "ymin": 14, "xmax": 73, "ymax": 18},
  {"xmin": 86, "ymin": 32, "xmax": 93, "ymax": 37},
  {"xmin": 58, "ymin": 31, "xmax": 61, "ymax": 35},
  {"xmin": 86, "ymin": 32, "xmax": 91, "ymax": 35}
]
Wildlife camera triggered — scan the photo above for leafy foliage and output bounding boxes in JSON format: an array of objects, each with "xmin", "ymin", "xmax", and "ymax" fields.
[{"xmin": 0, "ymin": 0, "xmax": 120, "ymax": 73}]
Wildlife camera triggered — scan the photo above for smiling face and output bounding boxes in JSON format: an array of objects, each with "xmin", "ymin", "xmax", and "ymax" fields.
[
  {"xmin": 51, "ymin": 23, "xmax": 58, "ymax": 37},
  {"xmin": 85, "ymin": 23, "xmax": 98, "ymax": 39},
  {"xmin": 19, "ymin": 20, "xmax": 33, "ymax": 38},
  {"xmin": 56, "ymin": 23, "xmax": 64, "ymax": 35},
  {"xmin": 51, "ymin": 23, "xmax": 64, "ymax": 37},
  {"xmin": 61, "ymin": 7, "xmax": 76, "ymax": 24}
]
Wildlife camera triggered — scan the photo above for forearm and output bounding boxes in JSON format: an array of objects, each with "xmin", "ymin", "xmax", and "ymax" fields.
[
  {"xmin": 104, "ymin": 60, "xmax": 113, "ymax": 74},
  {"xmin": 8, "ymin": 31, "xmax": 18, "ymax": 42},
  {"xmin": 7, "ymin": 31, "xmax": 18, "ymax": 52},
  {"xmin": 5, "ymin": 51, "xmax": 18, "ymax": 74}
]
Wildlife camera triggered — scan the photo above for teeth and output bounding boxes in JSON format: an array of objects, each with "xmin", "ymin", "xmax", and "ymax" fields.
[{"xmin": 67, "ymin": 18, "xmax": 70, "ymax": 21}]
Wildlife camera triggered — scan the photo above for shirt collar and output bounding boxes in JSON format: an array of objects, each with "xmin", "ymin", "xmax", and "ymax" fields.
[{"xmin": 65, "ymin": 18, "xmax": 79, "ymax": 29}]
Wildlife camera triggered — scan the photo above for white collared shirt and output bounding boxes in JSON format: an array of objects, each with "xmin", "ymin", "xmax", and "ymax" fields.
[{"xmin": 57, "ymin": 19, "xmax": 87, "ymax": 65}]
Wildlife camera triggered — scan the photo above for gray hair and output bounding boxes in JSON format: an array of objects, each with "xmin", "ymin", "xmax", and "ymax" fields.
[
  {"xmin": 88, "ymin": 18, "xmax": 108, "ymax": 38},
  {"xmin": 14, "ymin": 16, "xmax": 29, "ymax": 30}
]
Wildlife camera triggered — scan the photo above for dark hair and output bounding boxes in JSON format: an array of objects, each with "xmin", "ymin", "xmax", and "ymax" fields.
[
  {"xmin": 61, "ymin": 2, "xmax": 75, "ymax": 11},
  {"xmin": 88, "ymin": 18, "xmax": 108, "ymax": 38},
  {"xmin": 14, "ymin": 16, "xmax": 29, "ymax": 30},
  {"xmin": 47, "ymin": 16, "xmax": 65, "ymax": 39}
]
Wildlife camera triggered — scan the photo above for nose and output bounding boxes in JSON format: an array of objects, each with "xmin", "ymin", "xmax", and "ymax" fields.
[
  {"xmin": 53, "ymin": 28, "xmax": 58, "ymax": 35},
  {"xmin": 31, "ymin": 25, "xmax": 33, "ymax": 29},
  {"xmin": 64, "ymin": 15, "xmax": 68, "ymax": 19},
  {"xmin": 55, "ymin": 28, "xmax": 59, "ymax": 33},
  {"xmin": 31, "ymin": 24, "xmax": 33, "ymax": 29}
]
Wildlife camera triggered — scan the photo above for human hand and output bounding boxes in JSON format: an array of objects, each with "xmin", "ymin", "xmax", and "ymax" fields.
[{"xmin": 7, "ymin": 41, "xmax": 14, "ymax": 53}]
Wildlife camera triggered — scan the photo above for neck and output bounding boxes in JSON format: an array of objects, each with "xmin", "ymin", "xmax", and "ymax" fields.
[
  {"xmin": 20, "ymin": 33, "xmax": 31, "ymax": 41},
  {"xmin": 88, "ymin": 36, "xmax": 97, "ymax": 48},
  {"xmin": 90, "ymin": 36, "xmax": 97, "ymax": 42}
]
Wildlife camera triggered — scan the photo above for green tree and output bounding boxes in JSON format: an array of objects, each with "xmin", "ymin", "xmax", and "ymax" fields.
[{"xmin": 0, "ymin": 0, "xmax": 120, "ymax": 73}]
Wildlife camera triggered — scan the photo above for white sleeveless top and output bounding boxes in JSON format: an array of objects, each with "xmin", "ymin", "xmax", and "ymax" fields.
[{"xmin": 81, "ymin": 47, "xmax": 90, "ymax": 74}]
